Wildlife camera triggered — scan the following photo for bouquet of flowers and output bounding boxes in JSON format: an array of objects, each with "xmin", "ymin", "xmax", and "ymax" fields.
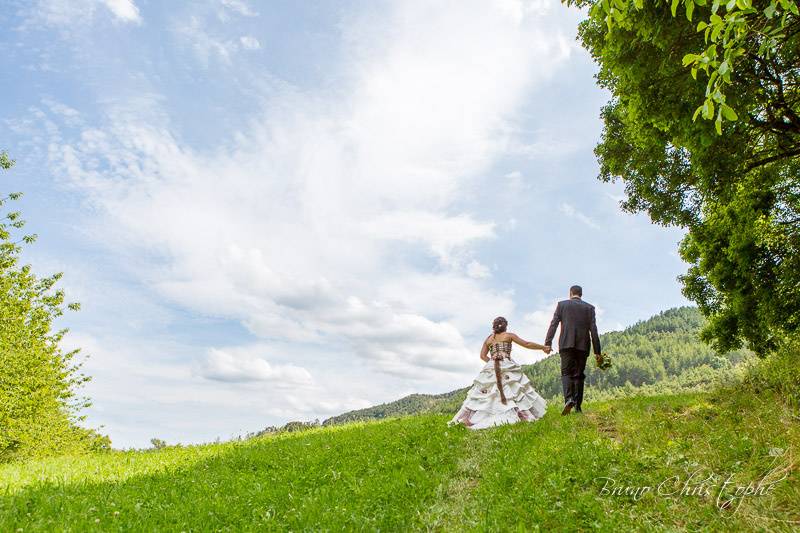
[{"xmin": 595, "ymin": 352, "xmax": 612, "ymax": 370}]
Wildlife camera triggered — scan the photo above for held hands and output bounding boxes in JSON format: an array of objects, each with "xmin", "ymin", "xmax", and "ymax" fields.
[{"xmin": 542, "ymin": 345, "xmax": 552, "ymax": 355}]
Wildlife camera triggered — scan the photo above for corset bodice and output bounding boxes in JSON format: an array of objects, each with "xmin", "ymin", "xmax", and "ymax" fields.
[{"xmin": 488, "ymin": 340, "xmax": 512, "ymax": 359}]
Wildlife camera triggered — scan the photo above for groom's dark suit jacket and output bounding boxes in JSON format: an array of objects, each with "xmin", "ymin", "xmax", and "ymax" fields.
[{"xmin": 545, "ymin": 297, "xmax": 602, "ymax": 355}]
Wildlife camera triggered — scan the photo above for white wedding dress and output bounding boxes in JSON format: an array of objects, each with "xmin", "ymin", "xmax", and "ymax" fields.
[{"xmin": 448, "ymin": 339, "xmax": 547, "ymax": 429}]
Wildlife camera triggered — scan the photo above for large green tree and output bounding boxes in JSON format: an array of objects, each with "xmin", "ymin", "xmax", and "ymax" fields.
[
  {"xmin": 0, "ymin": 151, "xmax": 108, "ymax": 461},
  {"xmin": 568, "ymin": 0, "xmax": 800, "ymax": 353}
]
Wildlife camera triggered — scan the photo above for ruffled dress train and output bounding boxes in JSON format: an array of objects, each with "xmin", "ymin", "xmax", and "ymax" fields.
[{"xmin": 448, "ymin": 341, "xmax": 547, "ymax": 429}]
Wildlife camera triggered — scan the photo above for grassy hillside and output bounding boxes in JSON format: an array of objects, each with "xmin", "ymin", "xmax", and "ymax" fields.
[
  {"xmin": 2, "ymin": 313, "xmax": 795, "ymax": 531},
  {"xmin": 326, "ymin": 307, "xmax": 752, "ymax": 425},
  {"xmin": 1, "ymin": 369, "xmax": 798, "ymax": 530},
  {"xmin": 0, "ymin": 416, "xmax": 467, "ymax": 531}
]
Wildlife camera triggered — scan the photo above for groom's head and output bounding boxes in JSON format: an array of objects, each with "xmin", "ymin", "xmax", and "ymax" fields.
[{"xmin": 569, "ymin": 285, "xmax": 582, "ymax": 298}]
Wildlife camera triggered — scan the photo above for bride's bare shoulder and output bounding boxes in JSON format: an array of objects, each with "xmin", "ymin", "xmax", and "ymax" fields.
[{"xmin": 506, "ymin": 332, "xmax": 526, "ymax": 343}]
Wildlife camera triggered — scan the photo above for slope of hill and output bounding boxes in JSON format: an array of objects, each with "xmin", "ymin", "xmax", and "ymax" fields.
[
  {"xmin": 2, "ymin": 368, "xmax": 797, "ymax": 530},
  {"xmin": 2, "ymin": 324, "xmax": 797, "ymax": 531},
  {"xmin": 325, "ymin": 307, "xmax": 752, "ymax": 425}
]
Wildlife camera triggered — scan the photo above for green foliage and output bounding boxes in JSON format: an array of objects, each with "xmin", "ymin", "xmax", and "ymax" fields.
[
  {"xmin": 0, "ymin": 153, "xmax": 109, "ymax": 462},
  {"xmin": 568, "ymin": 0, "xmax": 800, "ymax": 352},
  {"xmin": 0, "ymin": 151, "xmax": 13, "ymax": 171},
  {"xmin": 249, "ymin": 418, "xmax": 322, "ymax": 437},
  {"xmin": 149, "ymin": 438, "xmax": 168, "ymax": 450},
  {"xmin": 742, "ymin": 333, "xmax": 800, "ymax": 408},
  {"xmin": 583, "ymin": 0, "xmax": 800, "ymax": 133},
  {"xmin": 586, "ymin": 361, "xmax": 745, "ymax": 401}
]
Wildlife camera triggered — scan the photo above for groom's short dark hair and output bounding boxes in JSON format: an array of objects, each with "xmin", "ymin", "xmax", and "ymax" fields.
[{"xmin": 570, "ymin": 285, "xmax": 582, "ymax": 297}]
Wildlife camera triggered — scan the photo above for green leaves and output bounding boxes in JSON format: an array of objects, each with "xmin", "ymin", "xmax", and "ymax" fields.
[
  {"xmin": 589, "ymin": 0, "xmax": 797, "ymax": 135},
  {"xmin": 571, "ymin": 0, "xmax": 800, "ymax": 352},
  {"xmin": 682, "ymin": 53, "xmax": 699, "ymax": 65},
  {"xmin": 721, "ymin": 103, "xmax": 738, "ymax": 120},
  {"xmin": 1, "ymin": 151, "xmax": 98, "ymax": 463},
  {"xmin": 0, "ymin": 151, "xmax": 14, "ymax": 170},
  {"xmin": 704, "ymin": 99, "xmax": 715, "ymax": 120}
]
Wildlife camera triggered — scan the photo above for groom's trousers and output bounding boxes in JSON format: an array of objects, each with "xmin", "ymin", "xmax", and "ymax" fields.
[{"xmin": 560, "ymin": 348, "xmax": 589, "ymax": 409}]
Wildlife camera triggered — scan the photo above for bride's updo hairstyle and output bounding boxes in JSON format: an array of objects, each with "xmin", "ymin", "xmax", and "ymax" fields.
[{"xmin": 492, "ymin": 316, "xmax": 508, "ymax": 334}]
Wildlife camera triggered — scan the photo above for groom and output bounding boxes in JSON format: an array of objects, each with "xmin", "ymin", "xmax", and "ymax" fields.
[{"xmin": 544, "ymin": 285, "xmax": 601, "ymax": 415}]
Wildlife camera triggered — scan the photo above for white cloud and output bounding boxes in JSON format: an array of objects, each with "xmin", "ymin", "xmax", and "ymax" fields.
[
  {"xmin": 239, "ymin": 35, "xmax": 260, "ymax": 50},
  {"xmin": 221, "ymin": 0, "xmax": 258, "ymax": 17},
  {"xmin": 523, "ymin": 301, "xmax": 559, "ymax": 339},
  {"xmin": 175, "ymin": 12, "xmax": 259, "ymax": 63},
  {"xmin": 35, "ymin": 0, "xmax": 577, "ymax": 442},
  {"xmin": 504, "ymin": 169, "xmax": 535, "ymax": 197},
  {"xmin": 505, "ymin": 130, "xmax": 580, "ymax": 159},
  {"xmin": 59, "ymin": 329, "xmax": 377, "ymax": 447},
  {"xmin": 559, "ymin": 202, "xmax": 600, "ymax": 229},
  {"xmin": 101, "ymin": 0, "xmax": 141, "ymax": 23},
  {"xmin": 41, "ymin": 97, "xmax": 80, "ymax": 119},
  {"xmin": 27, "ymin": 0, "xmax": 141, "ymax": 27},
  {"xmin": 365, "ymin": 211, "xmax": 495, "ymax": 264},
  {"xmin": 466, "ymin": 260, "xmax": 491, "ymax": 279},
  {"xmin": 198, "ymin": 345, "xmax": 314, "ymax": 385},
  {"xmin": 176, "ymin": 16, "xmax": 240, "ymax": 65}
]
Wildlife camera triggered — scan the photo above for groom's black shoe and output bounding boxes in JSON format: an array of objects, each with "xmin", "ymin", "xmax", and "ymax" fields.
[{"xmin": 561, "ymin": 400, "xmax": 575, "ymax": 416}]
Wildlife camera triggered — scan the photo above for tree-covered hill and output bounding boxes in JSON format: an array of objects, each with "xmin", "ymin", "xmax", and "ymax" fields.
[
  {"xmin": 325, "ymin": 307, "xmax": 752, "ymax": 425},
  {"xmin": 323, "ymin": 389, "xmax": 469, "ymax": 426}
]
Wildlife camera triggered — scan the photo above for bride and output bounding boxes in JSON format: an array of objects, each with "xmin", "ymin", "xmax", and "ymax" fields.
[{"xmin": 449, "ymin": 316, "xmax": 548, "ymax": 429}]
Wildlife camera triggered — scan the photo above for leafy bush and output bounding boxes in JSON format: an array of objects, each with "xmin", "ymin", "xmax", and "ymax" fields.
[
  {"xmin": 742, "ymin": 334, "xmax": 800, "ymax": 409},
  {"xmin": 0, "ymin": 152, "xmax": 109, "ymax": 462},
  {"xmin": 249, "ymin": 418, "xmax": 322, "ymax": 437}
]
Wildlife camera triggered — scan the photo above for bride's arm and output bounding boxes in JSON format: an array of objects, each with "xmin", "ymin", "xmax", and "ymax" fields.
[
  {"xmin": 508, "ymin": 332, "xmax": 547, "ymax": 351},
  {"xmin": 479, "ymin": 340, "xmax": 490, "ymax": 362}
]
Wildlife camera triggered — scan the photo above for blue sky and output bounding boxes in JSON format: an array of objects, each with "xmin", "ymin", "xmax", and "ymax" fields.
[{"xmin": 1, "ymin": 0, "xmax": 690, "ymax": 448}]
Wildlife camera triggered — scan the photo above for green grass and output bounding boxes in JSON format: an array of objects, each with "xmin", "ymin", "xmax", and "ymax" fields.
[
  {"xmin": 0, "ymin": 416, "xmax": 468, "ymax": 531},
  {"xmin": 458, "ymin": 389, "xmax": 799, "ymax": 531},
  {"xmin": 2, "ymin": 389, "xmax": 798, "ymax": 531}
]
